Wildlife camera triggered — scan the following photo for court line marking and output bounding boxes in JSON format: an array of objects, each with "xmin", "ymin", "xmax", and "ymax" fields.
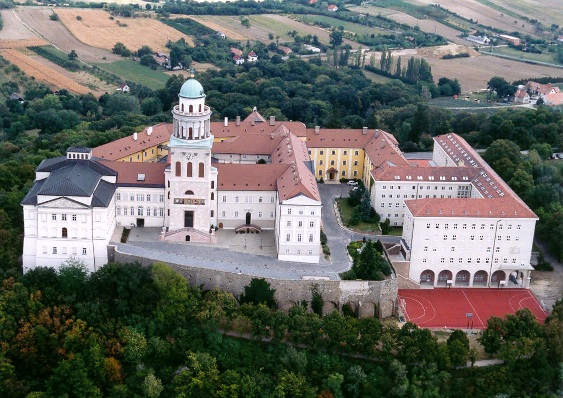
[
  {"xmin": 461, "ymin": 289, "xmax": 485, "ymax": 328},
  {"xmin": 399, "ymin": 293, "xmax": 436, "ymax": 325},
  {"xmin": 508, "ymin": 292, "xmax": 531, "ymax": 312}
]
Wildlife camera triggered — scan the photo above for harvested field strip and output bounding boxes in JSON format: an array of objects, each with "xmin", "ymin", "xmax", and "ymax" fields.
[
  {"xmin": 0, "ymin": 38, "xmax": 49, "ymax": 49},
  {"xmin": 187, "ymin": 16, "xmax": 247, "ymax": 41},
  {"xmin": 1, "ymin": 49, "xmax": 89, "ymax": 94},
  {"xmin": 55, "ymin": 9, "xmax": 194, "ymax": 53}
]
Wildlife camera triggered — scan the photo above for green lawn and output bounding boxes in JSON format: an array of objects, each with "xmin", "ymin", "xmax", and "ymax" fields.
[
  {"xmin": 301, "ymin": 15, "xmax": 387, "ymax": 36},
  {"xmin": 428, "ymin": 96, "xmax": 493, "ymax": 108},
  {"xmin": 93, "ymin": 60, "xmax": 169, "ymax": 90},
  {"xmin": 336, "ymin": 198, "xmax": 381, "ymax": 233},
  {"xmin": 489, "ymin": 46, "xmax": 560, "ymax": 65}
]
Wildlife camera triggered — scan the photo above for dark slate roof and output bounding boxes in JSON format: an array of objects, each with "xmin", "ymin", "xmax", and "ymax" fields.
[
  {"xmin": 91, "ymin": 179, "xmax": 116, "ymax": 207},
  {"xmin": 21, "ymin": 179, "xmax": 45, "ymax": 205},
  {"xmin": 67, "ymin": 146, "xmax": 92, "ymax": 153},
  {"xmin": 23, "ymin": 159, "xmax": 117, "ymax": 207}
]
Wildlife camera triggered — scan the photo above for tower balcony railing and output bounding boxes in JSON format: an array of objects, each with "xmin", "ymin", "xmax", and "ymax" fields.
[{"xmin": 173, "ymin": 105, "xmax": 211, "ymax": 117}]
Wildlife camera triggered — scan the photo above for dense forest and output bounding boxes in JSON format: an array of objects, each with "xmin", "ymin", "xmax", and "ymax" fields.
[{"xmin": 0, "ymin": 261, "xmax": 561, "ymax": 397}]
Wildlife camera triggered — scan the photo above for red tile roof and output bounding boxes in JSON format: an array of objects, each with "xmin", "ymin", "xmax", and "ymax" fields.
[
  {"xmin": 92, "ymin": 123, "xmax": 171, "ymax": 161},
  {"xmin": 216, "ymin": 163, "xmax": 287, "ymax": 191},
  {"xmin": 306, "ymin": 128, "xmax": 373, "ymax": 148},
  {"xmin": 363, "ymin": 130, "xmax": 410, "ymax": 168},
  {"xmin": 210, "ymin": 120, "xmax": 307, "ymax": 138},
  {"xmin": 98, "ymin": 160, "xmax": 167, "ymax": 187},
  {"xmin": 213, "ymin": 134, "xmax": 283, "ymax": 155},
  {"xmin": 404, "ymin": 198, "xmax": 537, "ymax": 219}
]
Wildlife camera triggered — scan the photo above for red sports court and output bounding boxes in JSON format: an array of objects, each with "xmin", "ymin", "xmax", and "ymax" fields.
[{"xmin": 398, "ymin": 288, "xmax": 548, "ymax": 329}]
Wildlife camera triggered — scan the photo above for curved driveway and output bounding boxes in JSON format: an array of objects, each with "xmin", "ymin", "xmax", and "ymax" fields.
[{"xmin": 116, "ymin": 183, "xmax": 401, "ymax": 280}]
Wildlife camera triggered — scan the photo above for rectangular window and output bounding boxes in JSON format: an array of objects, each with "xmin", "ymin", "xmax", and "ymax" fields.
[
  {"xmin": 259, "ymin": 197, "xmax": 263, "ymax": 203},
  {"xmin": 130, "ymin": 193, "xmax": 135, "ymax": 201},
  {"xmin": 286, "ymin": 234, "xmax": 291, "ymax": 242},
  {"xmin": 297, "ymin": 234, "xmax": 302, "ymax": 242},
  {"xmin": 310, "ymin": 221, "xmax": 314, "ymax": 227},
  {"xmin": 309, "ymin": 234, "xmax": 314, "ymax": 242},
  {"xmin": 222, "ymin": 196, "xmax": 226, "ymax": 202},
  {"xmin": 298, "ymin": 221, "xmax": 303, "ymax": 227},
  {"xmin": 52, "ymin": 214, "xmax": 57, "ymax": 221},
  {"xmin": 222, "ymin": 211, "xmax": 226, "ymax": 217},
  {"xmin": 116, "ymin": 193, "xmax": 121, "ymax": 201},
  {"xmin": 72, "ymin": 214, "xmax": 77, "ymax": 221},
  {"xmin": 287, "ymin": 221, "xmax": 292, "ymax": 227},
  {"xmin": 159, "ymin": 194, "xmax": 164, "ymax": 202},
  {"xmin": 288, "ymin": 209, "xmax": 292, "ymax": 215},
  {"xmin": 270, "ymin": 212, "xmax": 274, "ymax": 218},
  {"xmin": 234, "ymin": 211, "xmax": 239, "ymax": 217},
  {"xmin": 271, "ymin": 197, "xmax": 275, "ymax": 203},
  {"xmin": 137, "ymin": 194, "xmax": 144, "ymax": 202},
  {"xmin": 62, "ymin": 214, "xmax": 67, "ymax": 221},
  {"xmin": 138, "ymin": 207, "xmax": 143, "ymax": 216},
  {"xmin": 258, "ymin": 212, "xmax": 262, "ymax": 217},
  {"xmin": 124, "ymin": 207, "xmax": 128, "ymax": 216},
  {"xmin": 146, "ymin": 194, "xmax": 151, "ymax": 202},
  {"xmin": 52, "ymin": 247, "xmax": 57, "ymax": 254},
  {"xmin": 82, "ymin": 248, "xmax": 87, "ymax": 255}
]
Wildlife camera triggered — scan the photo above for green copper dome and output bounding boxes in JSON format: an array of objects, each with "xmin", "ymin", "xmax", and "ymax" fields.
[{"xmin": 179, "ymin": 79, "xmax": 205, "ymax": 99}]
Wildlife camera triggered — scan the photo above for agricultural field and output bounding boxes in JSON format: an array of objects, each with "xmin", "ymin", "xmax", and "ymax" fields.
[
  {"xmin": 0, "ymin": 49, "xmax": 90, "ymax": 94},
  {"xmin": 298, "ymin": 15, "xmax": 388, "ymax": 37},
  {"xmin": 348, "ymin": 4, "xmax": 466, "ymax": 45},
  {"xmin": 54, "ymin": 8, "xmax": 194, "ymax": 53},
  {"xmin": 187, "ymin": 14, "xmax": 355, "ymax": 48},
  {"xmin": 475, "ymin": 0, "xmax": 563, "ymax": 30},
  {"xmin": 94, "ymin": 60, "xmax": 170, "ymax": 90},
  {"xmin": 407, "ymin": 0, "xmax": 538, "ymax": 37},
  {"xmin": 14, "ymin": 8, "xmax": 120, "ymax": 63}
]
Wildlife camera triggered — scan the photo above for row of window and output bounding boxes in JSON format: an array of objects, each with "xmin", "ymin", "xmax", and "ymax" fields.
[
  {"xmin": 422, "ymin": 257, "xmax": 521, "ymax": 265},
  {"xmin": 424, "ymin": 246, "xmax": 506, "ymax": 253},
  {"xmin": 44, "ymin": 246, "xmax": 87, "ymax": 255},
  {"xmin": 116, "ymin": 193, "xmax": 165, "ymax": 202},
  {"xmin": 285, "ymin": 233, "xmax": 315, "ymax": 243},
  {"xmin": 425, "ymin": 233, "xmax": 520, "ymax": 241},
  {"xmin": 286, "ymin": 208, "xmax": 316, "ymax": 216},
  {"xmin": 117, "ymin": 207, "xmax": 165, "ymax": 217},
  {"xmin": 426, "ymin": 223, "xmax": 521, "ymax": 230},
  {"xmin": 222, "ymin": 195, "xmax": 275, "ymax": 203},
  {"xmin": 318, "ymin": 159, "xmax": 359, "ymax": 166},
  {"xmin": 284, "ymin": 248, "xmax": 314, "ymax": 255},
  {"xmin": 175, "ymin": 161, "xmax": 205, "ymax": 178},
  {"xmin": 286, "ymin": 221, "xmax": 315, "ymax": 228},
  {"xmin": 220, "ymin": 211, "xmax": 274, "ymax": 218},
  {"xmin": 50, "ymin": 214, "xmax": 78, "ymax": 221},
  {"xmin": 311, "ymin": 150, "xmax": 360, "ymax": 156},
  {"xmin": 318, "ymin": 170, "xmax": 358, "ymax": 177}
]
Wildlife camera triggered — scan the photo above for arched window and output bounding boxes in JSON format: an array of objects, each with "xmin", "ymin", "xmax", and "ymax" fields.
[
  {"xmin": 211, "ymin": 181, "xmax": 215, "ymax": 189},
  {"xmin": 137, "ymin": 207, "xmax": 143, "ymax": 216},
  {"xmin": 198, "ymin": 104, "xmax": 202, "ymax": 112},
  {"xmin": 189, "ymin": 105, "xmax": 193, "ymax": 113},
  {"xmin": 62, "ymin": 227, "xmax": 68, "ymax": 238},
  {"xmin": 199, "ymin": 162, "xmax": 205, "ymax": 178},
  {"xmin": 168, "ymin": 192, "xmax": 170, "ymax": 199},
  {"xmin": 187, "ymin": 162, "xmax": 193, "ymax": 177},
  {"xmin": 175, "ymin": 161, "xmax": 181, "ymax": 177},
  {"xmin": 181, "ymin": 103, "xmax": 184, "ymax": 112},
  {"xmin": 211, "ymin": 192, "xmax": 214, "ymax": 200},
  {"xmin": 188, "ymin": 127, "xmax": 193, "ymax": 140},
  {"xmin": 185, "ymin": 190, "xmax": 194, "ymax": 195}
]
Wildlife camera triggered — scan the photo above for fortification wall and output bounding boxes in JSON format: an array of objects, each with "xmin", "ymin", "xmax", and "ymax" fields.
[{"xmin": 111, "ymin": 248, "xmax": 398, "ymax": 319}]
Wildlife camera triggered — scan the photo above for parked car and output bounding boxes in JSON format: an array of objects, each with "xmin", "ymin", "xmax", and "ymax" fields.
[{"xmin": 347, "ymin": 180, "xmax": 358, "ymax": 186}]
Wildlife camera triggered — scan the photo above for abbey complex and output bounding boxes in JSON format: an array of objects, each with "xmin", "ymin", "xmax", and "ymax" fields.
[{"xmin": 21, "ymin": 79, "xmax": 537, "ymax": 289}]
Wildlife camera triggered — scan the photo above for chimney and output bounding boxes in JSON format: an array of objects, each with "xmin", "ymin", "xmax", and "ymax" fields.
[
  {"xmin": 147, "ymin": 126, "xmax": 153, "ymax": 136},
  {"xmin": 269, "ymin": 116, "xmax": 275, "ymax": 126},
  {"xmin": 251, "ymin": 117, "xmax": 255, "ymax": 126},
  {"xmin": 133, "ymin": 132, "xmax": 138, "ymax": 141},
  {"xmin": 381, "ymin": 139, "xmax": 386, "ymax": 149},
  {"xmin": 362, "ymin": 126, "xmax": 368, "ymax": 135},
  {"xmin": 236, "ymin": 116, "xmax": 241, "ymax": 126},
  {"xmin": 375, "ymin": 130, "xmax": 380, "ymax": 138},
  {"xmin": 314, "ymin": 126, "xmax": 320, "ymax": 135},
  {"xmin": 224, "ymin": 117, "xmax": 228, "ymax": 127}
]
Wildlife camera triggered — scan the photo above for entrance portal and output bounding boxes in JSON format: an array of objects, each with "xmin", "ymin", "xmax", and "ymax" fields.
[
  {"xmin": 184, "ymin": 211, "xmax": 194, "ymax": 228},
  {"xmin": 136, "ymin": 218, "xmax": 144, "ymax": 227},
  {"xmin": 246, "ymin": 212, "xmax": 251, "ymax": 225}
]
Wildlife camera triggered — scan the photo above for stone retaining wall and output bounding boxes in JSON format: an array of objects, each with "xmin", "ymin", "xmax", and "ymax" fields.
[{"xmin": 111, "ymin": 247, "xmax": 398, "ymax": 319}]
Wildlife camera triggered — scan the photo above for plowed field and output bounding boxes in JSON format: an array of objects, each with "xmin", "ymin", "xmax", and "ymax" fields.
[{"xmin": 1, "ymin": 49, "xmax": 90, "ymax": 94}]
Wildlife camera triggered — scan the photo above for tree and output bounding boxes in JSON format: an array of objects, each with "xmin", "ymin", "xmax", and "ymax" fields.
[
  {"xmin": 479, "ymin": 316, "xmax": 506, "ymax": 356},
  {"xmin": 447, "ymin": 330, "xmax": 469, "ymax": 367},
  {"xmin": 487, "ymin": 76, "xmax": 514, "ymax": 99},
  {"xmin": 112, "ymin": 42, "xmax": 131, "ymax": 57},
  {"xmin": 68, "ymin": 50, "xmax": 78, "ymax": 60},
  {"xmin": 329, "ymin": 29, "xmax": 343, "ymax": 48},
  {"xmin": 483, "ymin": 139, "xmax": 522, "ymax": 182},
  {"xmin": 240, "ymin": 278, "xmax": 276, "ymax": 308},
  {"xmin": 137, "ymin": 45, "xmax": 153, "ymax": 58}
]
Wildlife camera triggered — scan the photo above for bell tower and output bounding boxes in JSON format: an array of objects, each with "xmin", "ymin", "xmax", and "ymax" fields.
[{"xmin": 164, "ymin": 78, "xmax": 217, "ymax": 241}]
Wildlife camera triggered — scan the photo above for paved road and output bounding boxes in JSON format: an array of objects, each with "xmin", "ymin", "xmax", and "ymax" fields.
[{"xmin": 116, "ymin": 183, "xmax": 400, "ymax": 281}]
